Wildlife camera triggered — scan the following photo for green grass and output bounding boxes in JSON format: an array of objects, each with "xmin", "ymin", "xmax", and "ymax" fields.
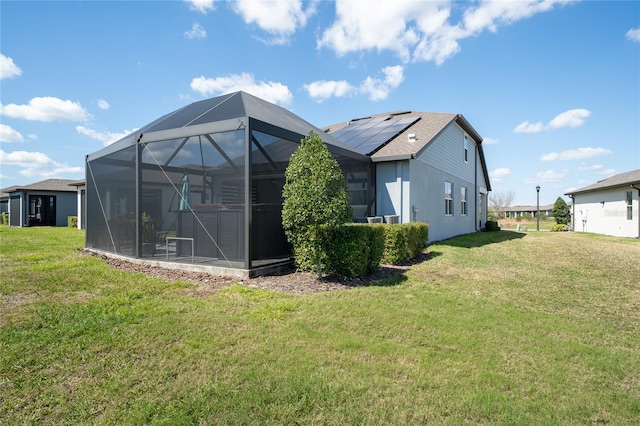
[{"xmin": 1, "ymin": 226, "xmax": 639, "ymax": 424}]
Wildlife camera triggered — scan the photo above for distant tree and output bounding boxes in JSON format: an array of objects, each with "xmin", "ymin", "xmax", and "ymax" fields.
[
  {"xmin": 552, "ymin": 197, "xmax": 571, "ymax": 225},
  {"xmin": 282, "ymin": 131, "xmax": 352, "ymax": 278},
  {"xmin": 489, "ymin": 191, "xmax": 515, "ymax": 218}
]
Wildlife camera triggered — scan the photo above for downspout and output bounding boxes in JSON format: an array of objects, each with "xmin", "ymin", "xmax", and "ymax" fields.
[
  {"xmin": 474, "ymin": 143, "xmax": 479, "ymax": 231},
  {"xmin": 567, "ymin": 194, "xmax": 574, "ymax": 232},
  {"xmin": 632, "ymin": 184, "xmax": 640, "ymax": 238}
]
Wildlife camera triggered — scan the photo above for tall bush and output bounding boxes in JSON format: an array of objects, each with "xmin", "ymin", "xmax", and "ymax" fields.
[
  {"xmin": 282, "ymin": 131, "xmax": 352, "ymax": 278},
  {"xmin": 552, "ymin": 197, "xmax": 571, "ymax": 225}
]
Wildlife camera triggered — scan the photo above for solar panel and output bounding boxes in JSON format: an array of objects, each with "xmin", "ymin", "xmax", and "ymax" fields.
[
  {"xmin": 331, "ymin": 116, "xmax": 420, "ymax": 155},
  {"xmin": 329, "ymin": 116, "xmax": 389, "ymax": 142}
]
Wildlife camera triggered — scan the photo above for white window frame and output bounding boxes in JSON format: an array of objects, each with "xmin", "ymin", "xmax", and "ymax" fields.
[
  {"xmin": 627, "ymin": 191, "xmax": 633, "ymax": 220},
  {"xmin": 461, "ymin": 186, "xmax": 467, "ymax": 216},
  {"xmin": 464, "ymin": 135, "xmax": 469, "ymax": 163},
  {"xmin": 445, "ymin": 181, "xmax": 453, "ymax": 216}
]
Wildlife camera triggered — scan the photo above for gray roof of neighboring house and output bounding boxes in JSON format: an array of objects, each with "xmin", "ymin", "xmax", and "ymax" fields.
[
  {"xmin": 4, "ymin": 179, "xmax": 79, "ymax": 194},
  {"xmin": 504, "ymin": 204, "xmax": 554, "ymax": 212},
  {"xmin": 565, "ymin": 169, "xmax": 640, "ymax": 195},
  {"xmin": 323, "ymin": 111, "xmax": 491, "ymax": 191}
]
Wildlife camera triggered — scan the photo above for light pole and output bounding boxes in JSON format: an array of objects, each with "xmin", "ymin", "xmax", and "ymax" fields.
[{"xmin": 536, "ymin": 185, "xmax": 540, "ymax": 231}]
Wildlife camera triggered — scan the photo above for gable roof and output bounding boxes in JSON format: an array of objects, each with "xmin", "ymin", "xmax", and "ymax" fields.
[
  {"xmin": 4, "ymin": 179, "xmax": 78, "ymax": 194},
  {"xmin": 324, "ymin": 111, "xmax": 491, "ymax": 191},
  {"xmin": 565, "ymin": 169, "xmax": 640, "ymax": 195}
]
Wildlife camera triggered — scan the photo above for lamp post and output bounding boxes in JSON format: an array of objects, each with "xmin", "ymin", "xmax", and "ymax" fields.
[{"xmin": 536, "ymin": 185, "xmax": 540, "ymax": 231}]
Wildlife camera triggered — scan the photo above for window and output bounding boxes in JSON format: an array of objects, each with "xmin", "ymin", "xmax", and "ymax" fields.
[
  {"xmin": 445, "ymin": 182, "xmax": 453, "ymax": 216},
  {"xmin": 461, "ymin": 186, "xmax": 467, "ymax": 215},
  {"xmin": 464, "ymin": 135, "xmax": 469, "ymax": 163},
  {"xmin": 627, "ymin": 191, "xmax": 633, "ymax": 220}
]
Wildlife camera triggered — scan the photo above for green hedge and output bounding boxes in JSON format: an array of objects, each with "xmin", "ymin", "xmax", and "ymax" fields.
[
  {"xmin": 67, "ymin": 216, "xmax": 78, "ymax": 228},
  {"xmin": 320, "ymin": 224, "xmax": 385, "ymax": 278},
  {"xmin": 551, "ymin": 223, "xmax": 568, "ymax": 232},
  {"xmin": 380, "ymin": 222, "xmax": 429, "ymax": 264},
  {"xmin": 1, "ymin": 214, "xmax": 8, "ymax": 225},
  {"xmin": 291, "ymin": 222, "xmax": 429, "ymax": 278},
  {"xmin": 484, "ymin": 220, "xmax": 500, "ymax": 232}
]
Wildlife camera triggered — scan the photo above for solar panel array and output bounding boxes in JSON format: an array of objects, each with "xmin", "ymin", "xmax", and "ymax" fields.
[{"xmin": 329, "ymin": 115, "xmax": 421, "ymax": 155}]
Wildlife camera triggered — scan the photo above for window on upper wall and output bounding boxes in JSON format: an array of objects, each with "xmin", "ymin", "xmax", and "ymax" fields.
[
  {"xmin": 627, "ymin": 191, "xmax": 633, "ymax": 220},
  {"xmin": 464, "ymin": 135, "xmax": 469, "ymax": 163},
  {"xmin": 461, "ymin": 186, "xmax": 467, "ymax": 215},
  {"xmin": 445, "ymin": 181, "xmax": 453, "ymax": 216}
]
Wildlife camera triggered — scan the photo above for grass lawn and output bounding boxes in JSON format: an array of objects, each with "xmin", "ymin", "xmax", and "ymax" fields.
[{"xmin": 1, "ymin": 226, "xmax": 639, "ymax": 424}]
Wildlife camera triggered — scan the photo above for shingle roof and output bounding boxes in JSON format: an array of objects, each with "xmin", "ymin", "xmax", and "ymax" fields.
[
  {"xmin": 323, "ymin": 110, "xmax": 491, "ymax": 191},
  {"xmin": 565, "ymin": 169, "xmax": 640, "ymax": 195},
  {"xmin": 4, "ymin": 179, "xmax": 79, "ymax": 194}
]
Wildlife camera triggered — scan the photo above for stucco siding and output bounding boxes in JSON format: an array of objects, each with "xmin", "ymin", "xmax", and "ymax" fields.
[
  {"xmin": 55, "ymin": 193, "xmax": 77, "ymax": 226},
  {"xmin": 572, "ymin": 188, "xmax": 639, "ymax": 238},
  {"xmin": 409, "ymin": 122, "xmax": 480, "ymax": 242},
  {"xmin": 376, "ymin": 161, "xmax": 410, "ymax": 222}
]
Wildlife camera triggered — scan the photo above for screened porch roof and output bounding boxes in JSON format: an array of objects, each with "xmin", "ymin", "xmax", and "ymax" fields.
[{"xmin": 88, "ymin": 91, "xmax": 368, "ymax": 163}]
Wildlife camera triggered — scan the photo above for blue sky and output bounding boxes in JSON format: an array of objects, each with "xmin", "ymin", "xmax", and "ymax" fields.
[{"xmin": 1, "ymin": 0, "xmax": 638, "ymax": 206}]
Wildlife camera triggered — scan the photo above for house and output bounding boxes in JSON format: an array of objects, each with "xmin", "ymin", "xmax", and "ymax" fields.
[
  {"xmin": 84, "ymin": 91, "xmax": 491, "ymax": 277},
  {"xmin": 4, "ymin": 179, "xmax": 79, "ymax": 227},
  {"xmin": 503, "ymin": 204, "xmax": 554, "ymax": 219},
  {"xmin": 565, "ymin": 169, "xmax": 640, "ymax": 238},
  {"xmin": 324, "ymin": 111, "xmax": 491, "ymax": 243},
  {"xmin": 69, "ymin": 180, "xmax": 86, "ymax": 230}
]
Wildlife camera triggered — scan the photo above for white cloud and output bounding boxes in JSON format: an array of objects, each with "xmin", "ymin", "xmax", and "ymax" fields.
[
  {"xmin": 190, "ymin": 73, "xmax": 293, "ymax": 106},
  {"xmin": 185, "ymin": 0, "xmax": 215, "ymax": 14},
  {"xmin": 232, "ymin": 0, "xmax": 317, "ymax": 44},
  {"xmin": 0, "ymin": 54, "xmax": 22, "ymax": 79},
  {"xmin": 318, "ymin": 0, "xmax": 424, "ymax": 62},
  {"xmin": 97, "ymin": 99, "xmax": 110, "ymax": 110},
  {"xmin": 482, "ymin": 137, "xmax": 499, "ymax": 145},
  {"xmin": 305, "ymin": 65, "xmax": 404, "ymax": 102},
  {"xmin": 525, "ymin": 169, "xmax": 566, "ymax": 183},
  {"xmin": 303, "ymin": 80, "xmax": 355, "ymax": 102},
  {"xmin": 319, "ymin": 0, "xmax": 574, "ymax": 65},
  {"xmin": 360, "ymin": 65, "xmax": 404, "ymax": 101},
  {"xmin": 0, "ymin": 97, "xmax": 90, "ymax": 122},
  {"xmin": 76, "ymin": 126, "xmax": 137, "ymax": 147},
  {"xmin": 548, "ymin": 108, "xmax": 591, "ymax": 129},
  {"xmin": 489, "ymin": 167, "xmax": 510, "ymax": 182},
  {"xmin": 0, "ymin": 124, "xmax": 24, "ymax": 143},
  {"xmin": 597, "ymin": 168, "xmax": 616, "ymax": 176},
  {"xmin": 626, "ymin": 27, "xmax": 640, "ymax": 42},
  {"xmin": 578, "ymin": 163, "xmax": 603, "ymax": 171},
  {"xmin": 514, "ymin": 108, "xmax": 591, "ymax": 133},
  {"xmin": 185, "ymin": 22, "xmax": 207, "ymax": 39},
  {"xmin": 541, "ymin": 147, "xmax": 612, "ymax": 161},
  {"xmin": 0, "ymin": 149, "xmax": 83, "ymax": 179},
  {"xmin": 514, "ymin": 120, "xmax": 545, "ymax": 134}
]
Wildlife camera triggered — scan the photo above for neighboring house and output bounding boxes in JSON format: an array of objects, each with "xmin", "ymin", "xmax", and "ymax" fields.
[
  {"xmin": 324, "ymin": 111, "xmax": 491, "ymax": 243},
  {"xmin": 69, "ymin": 180, "xmax": 86, "ymax": 230},
  {"xmin": 1, "ymin": 186, "xmax": 20, "ymax": 215},
  {"xmin": 565, "ymin": 169, "xmax": 640, "ymax": 238},
  {"xmin": 503, "ymin": 204, "xmax": 553, "ymax": 219},
  {"xmin": 84, "ymin": 91, "xmax": 491, "ymax": 277},
  {"xmin": 5, "ymin": 179, "xmax": 78, "ymax": 227}
]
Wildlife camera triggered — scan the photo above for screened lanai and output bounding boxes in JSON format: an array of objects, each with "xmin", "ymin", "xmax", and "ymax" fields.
[{"xmin": 85, "ymin": 91, "xmax": 372, "ymax": 275}]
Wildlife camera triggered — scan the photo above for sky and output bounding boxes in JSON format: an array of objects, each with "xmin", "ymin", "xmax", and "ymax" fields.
[{"xmin": 1, "ymin": 0, "xmax": 639, "ymax": 206}]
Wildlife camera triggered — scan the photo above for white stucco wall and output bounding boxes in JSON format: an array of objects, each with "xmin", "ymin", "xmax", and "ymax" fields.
[{"xmin": 572, "ymin": 187, "xmax": 639, "ymax": 238}]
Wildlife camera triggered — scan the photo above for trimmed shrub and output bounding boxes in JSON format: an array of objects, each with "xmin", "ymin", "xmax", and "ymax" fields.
[
  {"xmin": 381, "ymin": 222, "xmax": 429, "ymax": 265},
  {"xmin": 1, "ymin": 214, "xmax": 8, "ymax": 225},
  {"xmin": 484, "ymin": 220, "xmax": 500, "ymax": 232},
  {"xmin": 321, "ymin": 224, "xmax": 384, "ymax": 278},
  {"xmin": 67, "ymin": 216, "xmax": 78, "ymax": 228},
  {"xmin": 551, "ymin": 223, "xmax": 568, "ymax": 232}
]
